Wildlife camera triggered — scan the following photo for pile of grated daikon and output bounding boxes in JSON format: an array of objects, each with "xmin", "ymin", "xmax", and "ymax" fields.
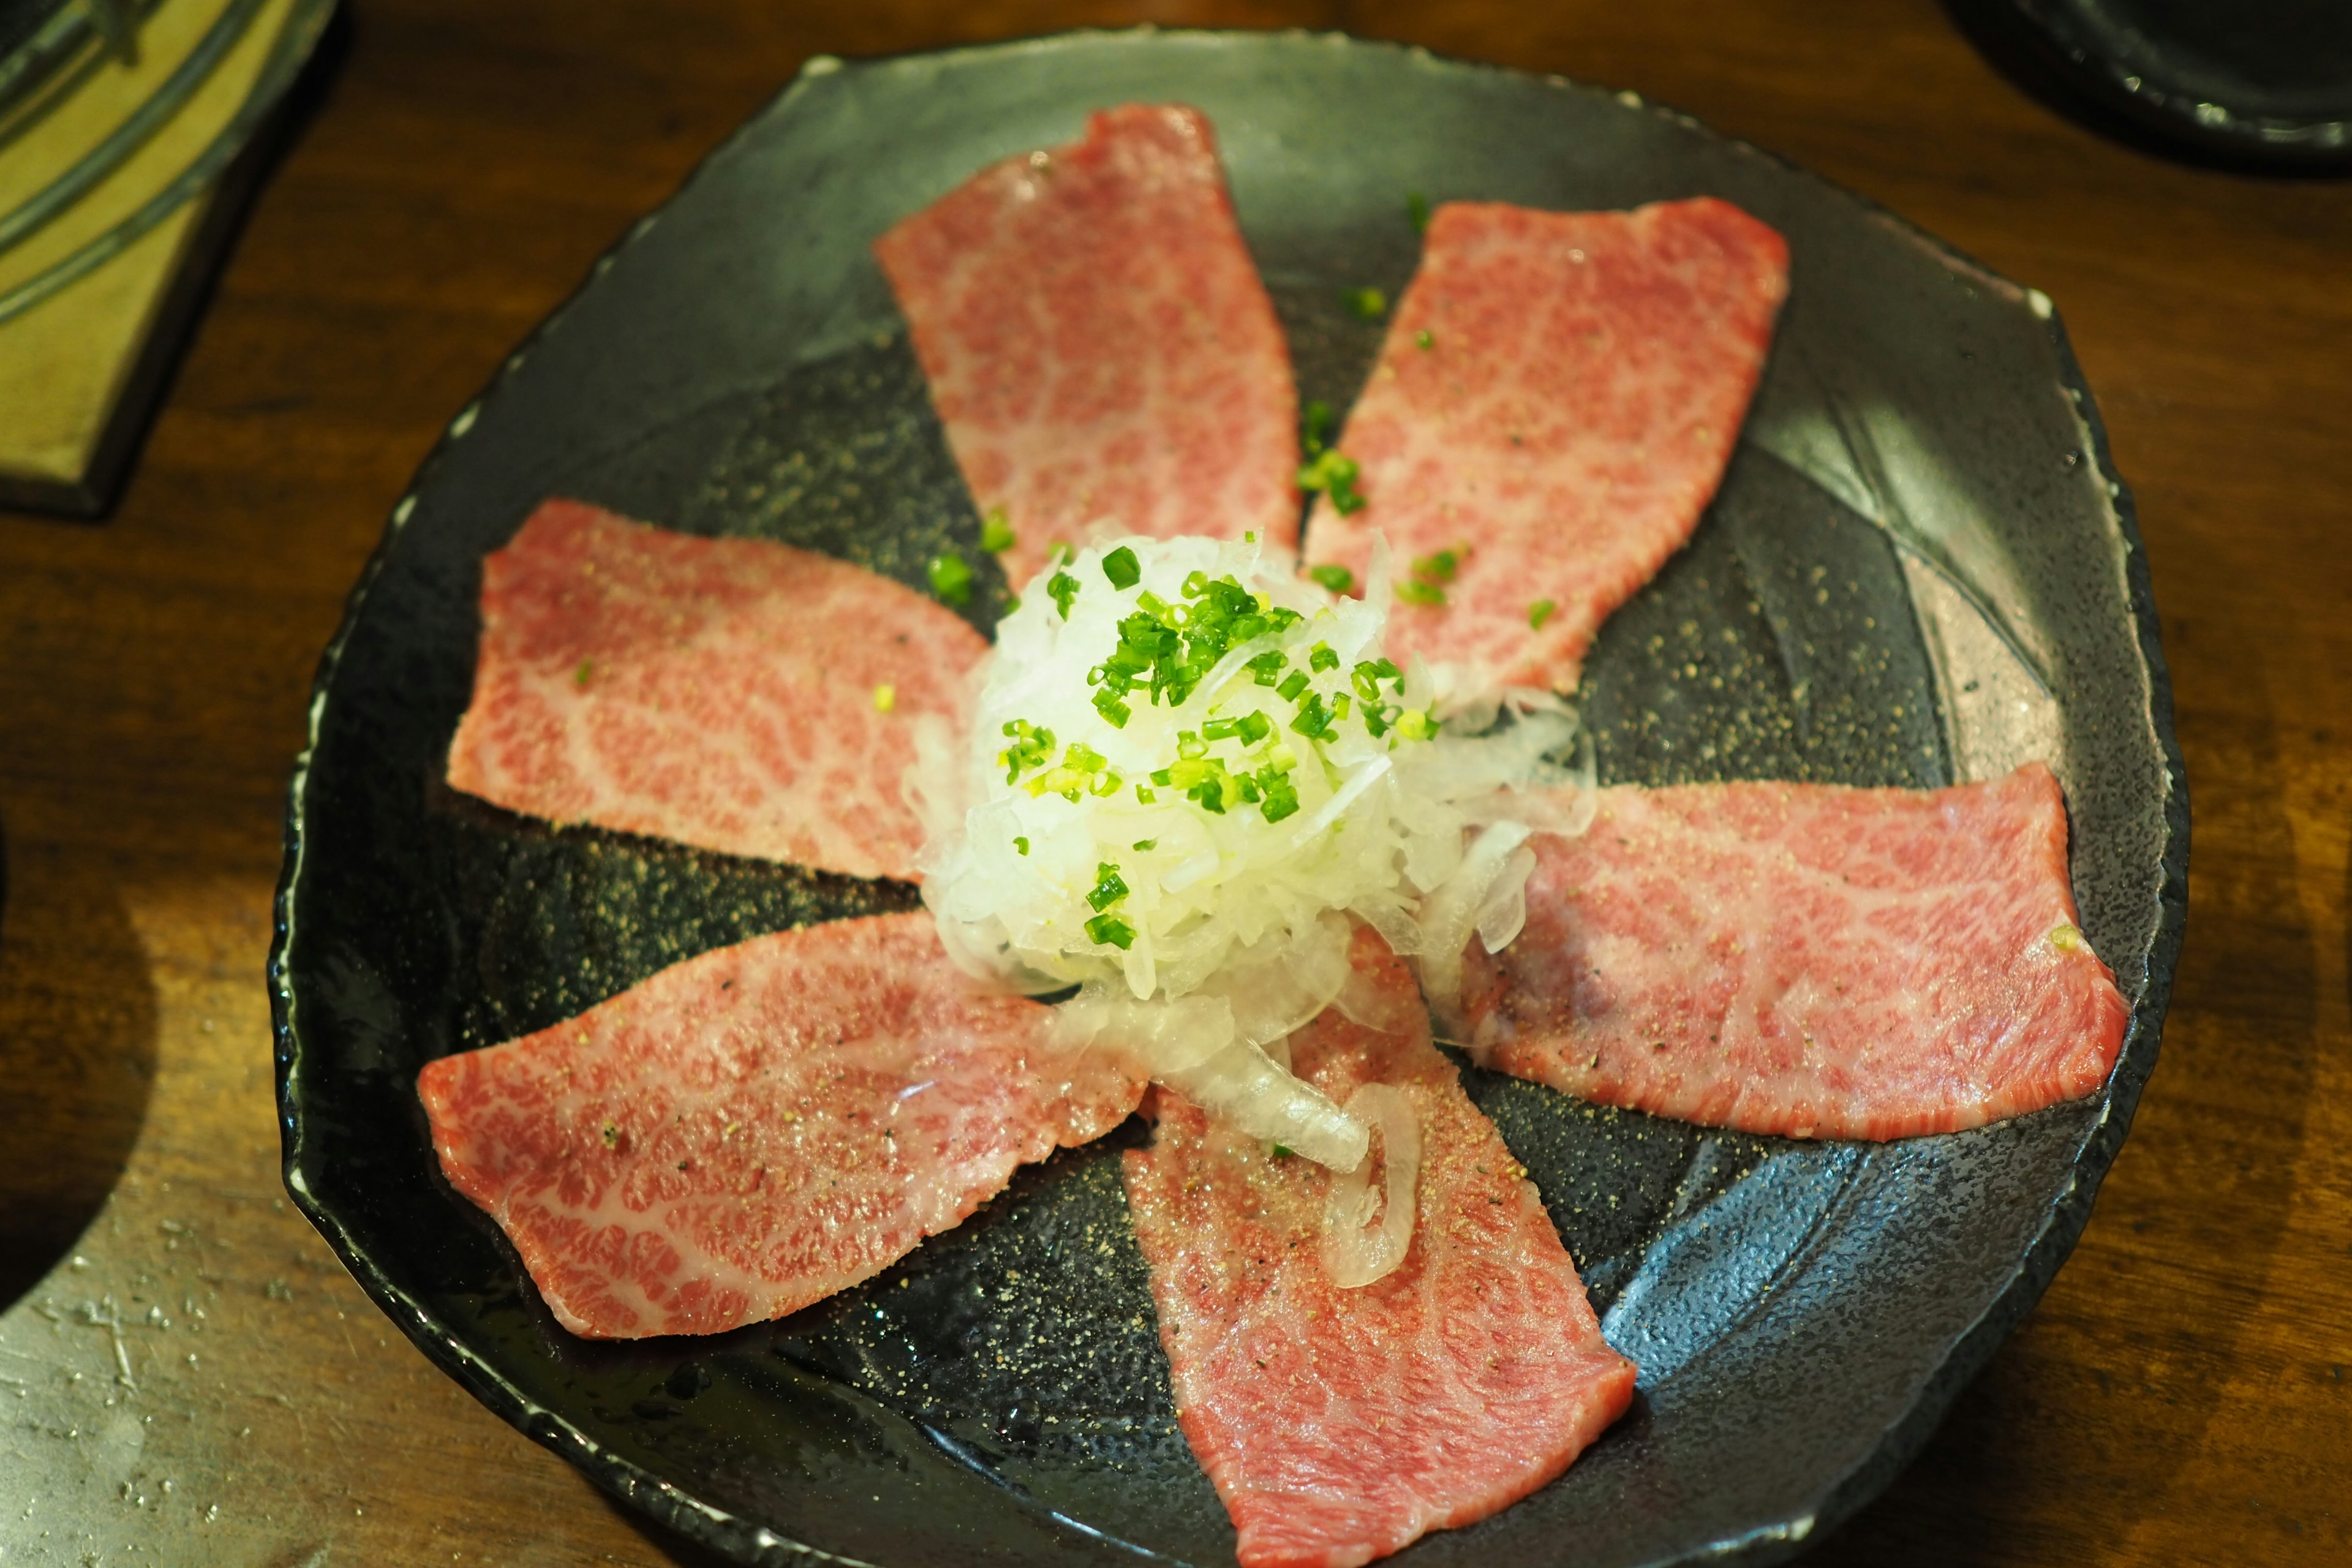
[{"xmin": 913, "ymin": 533, "xmax": 1591, "ymax": 1175}]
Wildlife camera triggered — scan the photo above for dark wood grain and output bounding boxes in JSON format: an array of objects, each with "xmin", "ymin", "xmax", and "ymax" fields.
[{"xmin": 2, "ymin": 1, "xmax": 2346, "ymax": 1562}]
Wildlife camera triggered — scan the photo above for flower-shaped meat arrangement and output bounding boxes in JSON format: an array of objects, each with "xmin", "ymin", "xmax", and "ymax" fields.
[{"xmin": 418, "ymin": 105, "xmax": 2129, "ymax": 1568}]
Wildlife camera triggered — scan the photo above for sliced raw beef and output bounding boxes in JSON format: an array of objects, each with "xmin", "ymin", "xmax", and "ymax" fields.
[
  {"xmin": 445, "ymin": 499, "xmax": 986, "ymax": 882},
  {"xmin": 417, "ymin": 911, "xmax": 1144, "ymax": 1339},
  {"xmin": 1460, "ymin": 763, "xmax": 2130, "ymax": 1140},
  {"xmin": 1303, "ymin": 197, "xmax": 1789, "ymax": 695},
  {"xmin": 875, "ymin": 104, "xmax": 1299, "ymax": 590},
  {"xmin": 1123, "ymin": 927, "xmax": 1635, "ymax": 1568}
]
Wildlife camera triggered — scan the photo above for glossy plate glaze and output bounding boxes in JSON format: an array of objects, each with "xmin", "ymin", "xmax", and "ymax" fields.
[{"xmin": 270, "ymin": 30, "xmax": 2187, "ymax": 1568}]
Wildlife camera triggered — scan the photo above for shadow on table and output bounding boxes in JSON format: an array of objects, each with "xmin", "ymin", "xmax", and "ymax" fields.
[{"xmin": 0, "ymin": 816, "xmax": 160, "ymax": 1308}]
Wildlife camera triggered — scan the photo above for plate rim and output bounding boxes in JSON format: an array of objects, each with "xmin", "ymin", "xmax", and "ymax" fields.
[{"xmin": 268, "ymin": 26, "xmax": 2190, "ymax": 1567}]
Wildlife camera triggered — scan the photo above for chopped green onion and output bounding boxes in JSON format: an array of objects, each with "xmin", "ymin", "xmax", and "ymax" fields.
[
  {"xmin": 1235, "ymin": 710, "xmax": 1272, "ymax": 744},
  {"xmin": 1395, "ymin": 709, "xmax": 1440, "ymax": 741},
  {"xmin": 1135, "ymin": 786, "xmax": 1157, "ymax": 804},
  {"xmin": 1272, "ymin": 1142, "xmax": 1297, "ymax": 1159},
  {"xmin": 1411, "ymin": 549, "xmax": 1461, "ymax": 585},
  {"xmin": 1290, "ymin": 693, "xmax": 1338, "ymax": 740},
  {"xmin": 1085, "ymin": 913, "xmax": 1136, "ymax": 949},
  {"xmin": 1415, "ymin": 329, "xmax": 1434, "ymax": 351},
  {"xmin": 1256, "ymin": 765, "xmax": 1300, "ymax": 822},
  {"xmin": 1047, "ymin": 570, "xmax": 1080, "ymax": 619},
  {"xmin": 1301, "ymin": 399, "xmax": 1336, "ymax": 456},
  {"xmin": 1103, "ymin": 545, "xmax": 1142, "ymax": 590},
  {"xmin": 1406, "ymin": 192, "xmax": 1430, "ymax": 234},
  {"xmin": 1308, "ymin": 641, "xmax": 1340, "ymax": 673},
  {"xmin": 1014, "ymin": 836, "xmax": 1030, "ymax": 856},
  {"xmin": 1247, "ymin": 650, "xmax": 1288, "ymax": 686},
  {"xmin": 979, "ymin": 508, "xmax": 1016, "ymax": 553},
  {"xmin": 1131, "ymin": 839, "xmax": 1157, "ymax": 852},
  {"xmin": 1529, "ymin": 598, "xmax": 1556, "ymax": 630},
  {"xmin": 1308, "ymin": 564, "xmax": 1354, "ymax": 594},
  {"xmin": 927, "ymin": 553, "xmax": 974, "ymax": 606},
  {"xmin": 573, "ymin": 658, "xmax": 594, "ymax": 687},
  {"xmin": 1277, "ymin": 670, "xmax": 1310, "ymax": 702},
  {"xmin": 998, "ymin": 720, "xmax": 1056, "ymax": 784},
  {"xmin": 1340, "ymin": 285, "xmax": 1388, "ymax": 320},
  {"xmin": 1395, "ymin": 579, "xmax": 1446, "ymax": 607},
  {"xmin": 1298, "ymin": 448, "xmax": 1366, "ymax": 515},
  {"xmin": 1087, "ymin": 862, "xmax": 1130, "ymax": 913}
]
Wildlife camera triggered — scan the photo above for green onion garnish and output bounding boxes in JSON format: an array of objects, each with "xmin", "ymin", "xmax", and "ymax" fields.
[
  {"xmin": 1256, "ymin": 767, "xmax": 1300, "ymax": 823},
  {"xmin": 1308, "ymin": 563, "xmax": 1354, "ymax": 594},
  {"xmin": 1529, "ymin": 598, "xmax": 1556, "ymax": 630},
  {"xmin": 1395, "ymin": 579, "xmax": 1446, "ymax": 607},
  {"xmin": 1047, "ymin": 570, "xmax": 1080, "ymax": 619},
  {"xmin": 1308, "ymin": 641, "xmax": 1340, "ymax": 673},
  {"xmin": 1301, "ymin": 399, "xmax": 1336, "ymax": 456},
  {"xmin": 1411, "ymin": 549, "xmax": 1461, "ymax": 585},
  {"xmin": 1103, "ymin": 546, "xmax": 1142, "ymax": 590},
  {"xmin": 1416, "ymin": 329, "xmax": 1434, "ymax": 351},
  {"xmin": 1132, "ymin": 839, "xmax": 1156, "ymax": 851},
  {"xmin": 1276, "ymin": 670, "xmax": 1310, "ymax": 702},
  {"xmin": 573, "ymin": 658, "xmax": 594, "ymax": 687},
  {"xmin": 1298, "ymin": 448, "xmax": 1366, "ymax": 515},
  {"xmin": 998, "ymin": 720, "xmax": 1055, "ymax": 783},
  {"xmin": 979, "ymin": 508, "xmax": 1016, "ymax": 553},
  {"xmin": 927, "ymin": 552, "xmax": 973, "ymax": 606},
  {"xmin": 1340, "ymin": 286, "xmax": 1388, "ymax": 320},
  {"xmin": 1290, "ymin": 693, "xmax": 1337, "ymax": 741},
  {"xmin": 1087, "ymin": 862, "xmax": 1130, "ymax": 913},
  {"xmin": 1085, "ymin": 913, "xmax": 1136, "ymax": 949},
  {"xmin": 1014, "ymin": 836, "xmax": 1030, "ymax": 856}
]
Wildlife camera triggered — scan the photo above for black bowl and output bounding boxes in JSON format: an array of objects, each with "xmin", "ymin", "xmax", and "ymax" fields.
[
  {"xmin": 1950, "ymin": 0, "xmax": 2352, "ymax": 170},
  {"xmin": 271, "ymin": 29, "xmax": 2187, "ymax": 1568}
]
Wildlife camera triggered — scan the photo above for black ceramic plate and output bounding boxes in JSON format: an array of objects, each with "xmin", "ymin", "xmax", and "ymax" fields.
[
  {"xmin": 271, "ymin": 30, "xmax": 2186, "ymax": 1568},
  {"xmin": 1952, "ymin": 0, "xmax": 2352, "ymax": 168}
]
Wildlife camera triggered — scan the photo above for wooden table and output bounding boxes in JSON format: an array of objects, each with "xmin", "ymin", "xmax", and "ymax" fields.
[{"xmin": 3, "ymin": 1, "xmax": 2346, "ymax": 1562}]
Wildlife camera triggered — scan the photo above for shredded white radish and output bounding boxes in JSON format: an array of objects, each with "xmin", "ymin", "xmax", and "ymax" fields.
[
  {"xmin": 1322, "ymin": 1084, "xmax": 1422, "ymax": 1287},
  {"xmin": 1414, "ymin": 821, "xmax": 1536, "ymax": 1014},
  {"xmin": 916, "ymin": 534, "xmax": 1593, "ymax": 1169}
]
